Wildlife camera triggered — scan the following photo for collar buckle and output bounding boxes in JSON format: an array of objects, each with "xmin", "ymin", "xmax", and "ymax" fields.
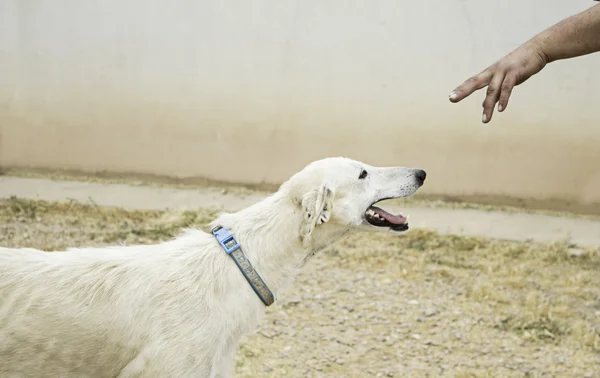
[{"xmin": 212, "ymin": 226, "xmax": 240, "ymax": 254}]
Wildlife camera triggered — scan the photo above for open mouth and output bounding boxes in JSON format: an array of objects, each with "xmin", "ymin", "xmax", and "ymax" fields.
[{"xmin": 364, "ymin": 201, "xmax": 409, "ymax": 232}]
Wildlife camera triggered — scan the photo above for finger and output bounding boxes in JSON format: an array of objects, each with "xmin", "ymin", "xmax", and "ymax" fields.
[
  {"xmin": 497, "ymin": 74, "xmax": 517, "ymax": 112},
  {"xmin": 481, "ymin": 72, "xmax": 505, "ymax": 123},
  {"xmin": 449, "ymin": 70, "xmax": 493, "ymax": 103}
]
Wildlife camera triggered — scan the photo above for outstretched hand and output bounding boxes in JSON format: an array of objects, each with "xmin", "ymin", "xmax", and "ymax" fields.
[{"xmin": 448, "ymin": 42, "xmax": 548, "ymax": 123}]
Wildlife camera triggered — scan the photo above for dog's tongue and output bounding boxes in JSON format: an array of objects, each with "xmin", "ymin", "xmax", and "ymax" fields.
[{"xmin": 372, "ymin": 206, "xmax": 407, "ymax": 225}]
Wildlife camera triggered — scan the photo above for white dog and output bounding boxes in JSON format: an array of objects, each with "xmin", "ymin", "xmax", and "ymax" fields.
[{"xmin": 0, "ymin": 157, "xmax": 426, "ymax": 378}]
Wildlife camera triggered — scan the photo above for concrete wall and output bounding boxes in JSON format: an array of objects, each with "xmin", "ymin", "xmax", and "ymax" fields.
[{"xmin": 1, "ymin": 0, "xmax": 599, "ymax": 206}]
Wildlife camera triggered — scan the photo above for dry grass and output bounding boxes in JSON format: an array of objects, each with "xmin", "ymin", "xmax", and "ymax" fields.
[
  {"xmin": 5, "ymin": 167, "xmax": 600, "ymax": 220},
  {"xmin": 1, "ymin": 196, "xmax": 218, "ymax": 250},
  {"xmin": 1, "ymin": 197, "xmax": 599, "ymax": 377},
  {"xmin": 334, "ymin": 230, "xmax": 600, "ymax": 347}
]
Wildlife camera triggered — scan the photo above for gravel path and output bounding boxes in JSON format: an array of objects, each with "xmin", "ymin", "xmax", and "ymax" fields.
[{"xmin": 1, "ymin": 176, "xmax": 599, "ymax": 247}]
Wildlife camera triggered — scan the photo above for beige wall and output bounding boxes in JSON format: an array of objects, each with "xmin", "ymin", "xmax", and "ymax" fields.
[{"xmin": 1, "ymin": 0, "xmax": 599, "ymax": 206}]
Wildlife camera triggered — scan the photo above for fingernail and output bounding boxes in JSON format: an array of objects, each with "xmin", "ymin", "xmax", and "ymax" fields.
[
  {"xmin": 482, "ymin": 113, "xmax": 488, "ymax": 123},
  {"xmin": 498, "ymin": 104, "xmax": 504, "ymax": 112},
  {"xmin": 449, "ymin": 91, "xmax": 457, "ymax": 100}
]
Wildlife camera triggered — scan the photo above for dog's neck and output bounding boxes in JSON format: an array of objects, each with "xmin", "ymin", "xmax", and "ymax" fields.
[{"xmin": 212, "ymin": 191, "xmax": 345, "ymax": 298}]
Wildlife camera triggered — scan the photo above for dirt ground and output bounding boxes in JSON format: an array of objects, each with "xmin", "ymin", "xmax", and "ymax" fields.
[{"xmin": 1, "ymin": 197, "xmax": 599, "ymax": 377}]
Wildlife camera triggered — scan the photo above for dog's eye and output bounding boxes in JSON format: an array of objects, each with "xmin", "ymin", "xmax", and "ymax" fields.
[{"xmin": 358, "ymin": 169, "xmax": 368, "ymax": 180}]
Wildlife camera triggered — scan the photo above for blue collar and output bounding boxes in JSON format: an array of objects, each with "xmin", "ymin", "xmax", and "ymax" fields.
[{"xmin": 211, "ymin": 226, "xmax": 275, "ymax": 306}]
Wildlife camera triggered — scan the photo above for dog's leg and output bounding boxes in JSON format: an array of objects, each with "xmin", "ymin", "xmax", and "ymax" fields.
[
  {"xmin": 213, "ymin": 340, "xmax": 240, "ymax": 378},
  {"xmin": 118, "ymin": 343, "xmax": 215, "ymax": 378},
  {"xmin": 117, "ymin": 344, "xmax": 159, "ymax": 378}
]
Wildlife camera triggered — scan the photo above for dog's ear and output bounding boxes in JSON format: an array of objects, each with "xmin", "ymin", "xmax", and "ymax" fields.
[{"xmin": 299, "ymin": 185, "xmax": 334, "ymax": 246}]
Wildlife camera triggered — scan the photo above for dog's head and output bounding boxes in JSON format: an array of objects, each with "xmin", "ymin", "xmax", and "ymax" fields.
[{"xmin": 281, "ymin": 157, "xmax": 426, "ymax": 246}]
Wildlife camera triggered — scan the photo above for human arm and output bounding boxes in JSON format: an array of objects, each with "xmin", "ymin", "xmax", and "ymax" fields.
[{"xmin": 449, "ymin": 3, "xmax": 600, "ymax": 123}]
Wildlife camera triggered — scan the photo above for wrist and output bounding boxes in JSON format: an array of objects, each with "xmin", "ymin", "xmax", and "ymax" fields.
[{"xmin": 526, "ymin": 37, "xmax": 552, "ymax": 65}]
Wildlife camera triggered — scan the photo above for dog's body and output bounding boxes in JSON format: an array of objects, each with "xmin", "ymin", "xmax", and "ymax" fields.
[{"xmin": 0, "ymin": 157, "xmax": 426, "ymax": 377}]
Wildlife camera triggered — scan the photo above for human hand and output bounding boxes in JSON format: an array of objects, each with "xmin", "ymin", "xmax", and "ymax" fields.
[{"xmin": 448, "ymin": 41, "xmax": 549, "ymax": 123}]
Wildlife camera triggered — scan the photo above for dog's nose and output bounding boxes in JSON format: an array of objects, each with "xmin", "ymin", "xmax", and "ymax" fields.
[{"xmin": 415, "ymin": 169, "xmax": 427, "ymax": 186}]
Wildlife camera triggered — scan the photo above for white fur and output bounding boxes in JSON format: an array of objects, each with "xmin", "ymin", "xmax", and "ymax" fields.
[{"xmin": 0, "ymin": 157, "xmax": 425, "ymax": 378}]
